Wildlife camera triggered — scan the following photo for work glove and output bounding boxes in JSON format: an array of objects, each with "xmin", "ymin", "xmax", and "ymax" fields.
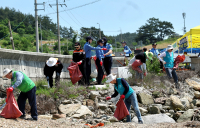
[
  {"xmin": 7, "ymin": 87, "xmax": 13, "ymax": 92},
  {"xmin": 77, "ymin": 61, "xmax": 82, "ymax": 65},
  {"xmin": 100, "ymin": 61, "xmax": 103, "ymax": 66},
  {"xmin": 106, "ymin": 96, "xmax": 111, "ymax": 100},
  {"xmin": 90, "ymin": 56, "xmax": 94, "ymax": 59},
  {"xmin": 103, "ymin": 54, "xmax": 106, "ymax": 56},
  {"xmin": 101, "ymin": 48, "xmax": 107, "ymax": 50},
  {"xmin": 144, "ymin": 70, "xmax": 147, "ymax": 76},
  {"xmin": 120, "ymin": 95, "xmax": 125, "ymax": 100}
]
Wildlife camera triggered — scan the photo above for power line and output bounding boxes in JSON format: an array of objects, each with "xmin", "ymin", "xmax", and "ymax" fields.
[
  {"xmin": 69, "ymin": 10, "xmax": 84, "ymax": 27},
  {"xmin": 63, "ymin": 10, "xmax": 82, "ymax": 27},
  {"xmin": 45, "ymin": 0, "xmax": 101, "ymax": 15}
]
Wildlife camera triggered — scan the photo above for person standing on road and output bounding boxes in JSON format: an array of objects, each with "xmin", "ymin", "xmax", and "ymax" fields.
[
  {"xmin": 158, "ymin": 45, "xmax": 180, "ymax": 88},
  {"xmin": 96, "ymin": 39, "xmax": 105, "ymax": 85},
  {"xmin": 83, "ymin": 36, "xmax": 107, "ymax": 86},
  {"xmin": 72, "ymin": 42, "xmax": 87, "ymax": 85},
  {"xmin": 150, "ymin": 43, "xmax": 159, "ymax": 57},
  {"xmin": 2, "ymin": 68, "xmax": 38, "ymax": 121},
  {"xmin": 44, "ymin": 57, "xmax": 63, "ymax": 88},
  {"xmin": 105, "ymin": 74, "xmax": 143, "ymax": 124},
  {"xmin": 102, "ymin": 37, "xmax": 113, "ymax": 75}
]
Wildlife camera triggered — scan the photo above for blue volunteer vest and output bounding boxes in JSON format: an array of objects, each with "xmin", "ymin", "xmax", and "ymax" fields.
[
  {"xmin": 163, "ymin": 51, "xmax": 174, "ymax": 68},
  {"xmin": 114, "ymin": 78, "xmax": 134, "ymax": 99}
]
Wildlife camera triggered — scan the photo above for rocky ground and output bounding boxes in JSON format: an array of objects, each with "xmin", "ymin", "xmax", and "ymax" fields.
[{"xmin": 1, "ymin": 70, "xmax": 200, "ymax": 127}]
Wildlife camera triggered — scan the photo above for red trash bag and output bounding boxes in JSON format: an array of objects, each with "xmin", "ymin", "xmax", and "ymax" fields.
[
  {"xmin": 131, "ymin": 59, "xmax": 143, "ymax": 73},
  {"xmin": 173, "ymin": 55, "xmax": 186, "ymax": 69},
  {"xmin": 114, "ymin": 98, "xmax": 129, "ymax": 120},
  {"xmin": 0, "ymin": 89, "xmax": 22, "ymax": 119},
  {"xmin": 67, "ymin": 62, "xmax": 83, "ymax": 84}
]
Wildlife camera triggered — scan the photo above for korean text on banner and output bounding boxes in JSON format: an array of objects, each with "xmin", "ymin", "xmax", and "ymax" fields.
[{"xmin": 179, "ymin": 36, "xmax": 188, "ymax": 51}]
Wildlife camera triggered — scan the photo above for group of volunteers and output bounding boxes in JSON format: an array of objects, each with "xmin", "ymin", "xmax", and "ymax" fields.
[{"xmin": 1, "ymin": 36, "xmax": 180, "ymax": 124}]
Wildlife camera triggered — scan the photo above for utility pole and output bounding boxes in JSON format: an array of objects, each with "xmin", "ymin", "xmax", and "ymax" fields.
[
  {"xmin": 40, "ymin": 22, "xmax": 43, "ymax": 52},
  {"xmin": 35, "ymin": 0, "xmax": 45, "ymax": 52},
  {"xmin": 49, "ymin": 0, "xmax": 67, "ymax": 54},
  {"xmin": 8, "ymin": 21, "xmax": 14, "ymax": 50},
  {"xmin": 182, "ymin": 12, "xmax": 186, "ymax": 34},
  {"xmin": 120, "ymin": 28, "xmax": 122, "ymax": 42},
  {"xmin": 97, "ymin": 23, "xmax": 101, "ymax": 39}
]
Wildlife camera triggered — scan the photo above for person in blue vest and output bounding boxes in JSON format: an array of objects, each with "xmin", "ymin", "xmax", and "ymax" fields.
[
  {"xmin": 83, "ymin": 36, "xmax": 107, "ymax": 85},
  {"xmin": 105, "ymin": 74, "xmax": 143, "ymax": 124},
  {"xmin": 2, "ymin": 68, "xmax": 38, "ymax": 121},
  {"xmin": 102, "ymin": 37, "xmax": 113, "ymax": 75},
  {"xmin": 158, "ymin": 45, "xmax": 180, "ymax": 88},
  {"xmin": 120, "ymin": 41, "xmax": 132, "ymax": 57},
  {"xmin": 150, "ymin": 43, "xmax": 159, "ymax": 57},
  {"xmin": 96, "ymin": 39, "xmax": 105, "ymax": 84}
]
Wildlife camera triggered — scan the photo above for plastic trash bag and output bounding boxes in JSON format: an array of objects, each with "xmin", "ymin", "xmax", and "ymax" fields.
[
  {"xmin": 173, "ymin": 55, "xmax": 186, "ymax": 69},
  {"xmin": 67, "ymin": 62, "xmax": 83, "ymax": 84},
  {"xmin": 0, "ymin": 89, "xmax": 22, "ymax": 119},
  {"xmin": 131, "ymin": 59, "xmax": 143, "ymax": 73},
  {"xmin": 91, "ymin": 69, "xmax": 98, "ymax": 78},
  {"xmin": 114, "ymin": 98, "xmax": 129, "ymax": 120}
]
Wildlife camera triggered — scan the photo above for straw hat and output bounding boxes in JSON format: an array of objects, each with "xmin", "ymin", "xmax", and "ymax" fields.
[
  {"xmin": 106, "ymin": 74, "xmax": 117, "ymax": 83},
  {"xmin": 46, "ymin": 58, "xmax": 57, "ymax": 67},
  {"xmin": 2, "ymin": 68, "xmax": 12, "ymax": 78}
]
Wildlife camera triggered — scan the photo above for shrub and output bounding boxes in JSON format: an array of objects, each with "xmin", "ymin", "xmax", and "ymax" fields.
[{"xmin": 146, "ymin": 56, "xmax": 161, "ymax": 74}]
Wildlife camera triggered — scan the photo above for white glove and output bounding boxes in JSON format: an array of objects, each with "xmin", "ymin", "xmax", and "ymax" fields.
[{"xmin": 162, "ymin": 61, "xmax": 166, "ymax": 64}]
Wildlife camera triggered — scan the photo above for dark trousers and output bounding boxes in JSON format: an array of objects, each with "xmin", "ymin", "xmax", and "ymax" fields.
[
  {"xmin": 17, "ymin": 86, "xmax": 38, "ymax": 119},
  {"xmin": 46, "ymin": 72, "xmax": 61, "ymax": 88},
  {"xmin": 165, "ymin": 68, "xmax": 178, "ymax": 83},
  {"xmin": 103, "ymin": 57, "xmax": 112, "ymax": 75},
  {"xmin": 96, "ymin": 59, "xmax": 104, "ymax": 84},
  {"xmin": 85, "ymin": 58, "xmax": 91, "ymax": 85},
  {"xmin": 78, "ymin": 63, "xmax": 87, "ymax": 85}
]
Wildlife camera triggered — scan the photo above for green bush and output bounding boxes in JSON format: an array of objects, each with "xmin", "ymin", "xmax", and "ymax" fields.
[{"xmin": 146, "ymin": 56, "xmax": 161, "ymax": 74}]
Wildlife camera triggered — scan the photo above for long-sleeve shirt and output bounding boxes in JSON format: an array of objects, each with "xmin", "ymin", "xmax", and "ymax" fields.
[
  {"xmin": 123, "ymin": 45, "xmax": 132, "ymax": 57},
  {"xmin": 103, "ymin": 43, "xmax": 113, "ymax": 57},
  {"xmin": 72, "ymin": 49, "xmax": 86, "ymax": 63},
  {"xmin": 83, "ymin": 42, "xmax": 101, "ymax": 58},
  {"xmin": 44, "ymin": 60, "xmax": 63, "ymax": 77},
  {"xmin": 150, "ymin": 48, "xmax": 159, "ymax": 57},
  {"xmin": 96, "ymin": 45, "xmax": 104, "ymax": 61},
  {"xmin": 128, "ymin": 56, "xmax": 146, "ymax": 71},
  {"xmin": 11, "ymin": 71, "xmax": 24, "ymax": 88},
  {"xmin": 158, "ymin": 52, "xmax": 173, "ymax": 62},
  {"xmin": 111, "ymin": 78, "xmax": 129, "ymax": 98}
]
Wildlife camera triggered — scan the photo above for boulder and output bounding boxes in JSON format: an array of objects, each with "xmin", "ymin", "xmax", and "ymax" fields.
[
  {"xmin": 58, "ymin": 104, "xmax": 81, "ymax": 116},
  {"xmin": 132, "ymin": 114, "xmax": 176, "ymax": 124},
  {"xmin": 99, "ymin": 91, "xmax": 108, "ymax": 97},
  {"xmin": 89, "ymin": 91, "xmax": 100, "ymax": 100},
  {"xmin": 131, "ymin": 86, "xmax": 151, "ymax": 95},
  {"xmin": 139, "ymin": 107, "xmax": 148, "ymax": 116},
  {"xmin": 108, "ymin": 116, "xmax": 118, "ymax": 122},
  {"xmin": 170, "ymin": 95, "xmax": 184, "ymax": 110},
  {"xmin": 86, "ymin": 99, "xmax": 94, "ymax": 107},
  {"xmin": 177, "ymin": 109, "xmax": 194, "ymax": 123},
  {"xmin": 98, "ymin": 103, "xmax": 108, "ymax": 110},
  {"xmin": 167, "ymin": 88, "xmax": 178, "ymax": 95},
  {"xmin": 185, "ymin": 79, "xmax": 200, "ymax": 91},
  {"xmin": 180, "ymin": 98, "xmax": 190, "ymax": 110},
  {"xmin": 52, "ymin": 114, "xmax": 65, "ymax": 120},
  {"xmin": 165, "ymin": 98, "xmax": 171, "ymax": 106},
  {"xmin": 148, "ymin": 106, "xmax": 160, "ymax": 114},
  {"xmin": 138, "ymin": 92, "xmax": 154, "ymax": 105},
  {"xmin": 152, "ymin": 91, "xmax": 162, "ymax": 98},
  {"xmin": 72, "ymin": 105, "xmax": 93, "ymax": 119},
  {"xmin": 61, "ymin": 100, "xmax": 72, "ymax": 104},
  {"xmin": 194, "ymin": 91, "xmax": 200, "ymax": 99},
  {"xmin": 154, "ymin": 97, "xmax": 167, "ymax": 104},
  {"xmin": 196, "ymin": 100, "xmax": 200, "ymax": 107}
]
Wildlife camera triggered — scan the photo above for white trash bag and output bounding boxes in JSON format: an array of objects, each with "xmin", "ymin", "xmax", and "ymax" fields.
[{"xmin": 90, "ymin": 69, "xmax": 97, "ymax": 78}]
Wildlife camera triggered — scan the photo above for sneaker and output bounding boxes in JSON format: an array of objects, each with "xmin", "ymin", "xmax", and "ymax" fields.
[
  {"xmin": 25, "ymin": 118, "xmax": 37, "ymax": 121},
  {"xmin": 175, "ymin": 82, "xmax": 180, "ymax": 89},
  {"xmin": 19, "ymin": 115, "xmax": 26, "ymax": 119},
  {"xmin": 138, "ymin": 120, "xmax": 144, "ymax": 124}
]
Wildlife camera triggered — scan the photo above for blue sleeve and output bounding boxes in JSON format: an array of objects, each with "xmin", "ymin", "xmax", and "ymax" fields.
[
  {"xmin": 121, "ymin": 78, "xmax": 129, "ymax": 95},
  {"xmin": 86, "ymin": 44, "xmax": 101, "ymax": 51},
  {"xmin": 127, "ymin": 46, "xmax": 132, "ymax": 54},
  {"xmin": 108, "ymin": 44, "xmax": 113, "ymax": 50},
  {"xmin": 12, "ymin": 72, "xmax": 24, "ymax": 89}
]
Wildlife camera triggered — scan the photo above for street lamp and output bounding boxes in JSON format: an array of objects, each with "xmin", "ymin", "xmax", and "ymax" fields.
[{"xmin": 97, "ymin": 23, "xmax": 101, "ymax": 39}]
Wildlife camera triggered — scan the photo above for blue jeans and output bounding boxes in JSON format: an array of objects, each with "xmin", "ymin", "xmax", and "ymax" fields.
[
  {"xmin": 124, "ymin": 92, "xmax": 142, "ymax": 122},
  {"xmin": 165, "ymin": 68, "xmax": 178, "ymax": 83},
  {"xmin": 135, "ymin": 65, "xmax": 143, "ymax": 79}
]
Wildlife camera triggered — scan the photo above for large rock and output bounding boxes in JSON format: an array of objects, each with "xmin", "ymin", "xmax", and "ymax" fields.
[
  {"xmin": 154, "ymin": 97, "xmax": 167, "ymax": 104},
  {"xmin": 170, "ymin": 95, "xmax": 184, "ymax": 110},
  {"xmin": 52, "ymin": 114, "xmax": 65, "ymax": 120},
  {"xmin": 89, "ymin": 91, "xmax": 100, "ymax": 100},
  {"xmin": 131, "ymin": 86, "xmax": 151, "ymax": 95},
  {"xmin": 180, "ymin": 98, "xmax": 190, "ymax": 110},
  {"xmin": 98, "ymin": 103, "xmax": 108, "ymax": 110},
  {"xmin": 194, "ymin": 91, "xmax": 200, "ymax": 99},
  {"xmin": 86, "ymin": 99, "xmax": 94, "ymax": 107},
  {"xmin": 138, "ymin": 92, "xmax": 154, "ymax": 105},
  {"xmin": 61, "ymin": 100, "xmax": 72, "ymax": 104},
  {"xmin": 72, "ymin": 105, "xmax": 93, "ymax": 119},
  {"xmin": 139, "ymin": 107, "xmax": 148, "ymax": 116},
  {"xmin": 177, "ymin": 109, "xmax": 194, "ymax": 123},
  {"xmin": 186, "ymin": 79, "xmax": 200, "ymax": 91},
  {"xmin": 132, "ymin": 114, "xmax": 176, "ymax": 124},
  {"xmin": 148, "ymin": 106, "xmax": 160, "ymax": 114},
  {"xmin": 58, "ymin": 104, "xmax": 81, "ymax": 116}
]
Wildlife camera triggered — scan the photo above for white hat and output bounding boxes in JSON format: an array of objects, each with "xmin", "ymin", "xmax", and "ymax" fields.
[
  {"xmin": 46, "ymin": 58, "xmax": 57, "ymax": 67},
  {"xmin": 166, "ymin": 45, "xmax": 173, "ymax": 51},
  {"xmin": 106, "ymin": 74, "xmax": 117, "ymax": 83},
  {"xmin": 2, "ymin": 68, "xmax": 12, "ymax": 78}
]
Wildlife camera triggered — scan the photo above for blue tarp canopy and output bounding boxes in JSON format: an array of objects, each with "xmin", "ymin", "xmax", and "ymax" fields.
[{"xmin": 174, "ymin": 48, "xmax": 200, "ymax": 53}]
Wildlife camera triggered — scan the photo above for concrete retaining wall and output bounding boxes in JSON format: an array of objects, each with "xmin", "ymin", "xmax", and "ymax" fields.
[
  {"xmin": 191, "ymin": 57, "xmax": 200, "ymax": 70},
  {"xmin": 0, "ymin": 48, "xmax": 125, "ymax": 85}
]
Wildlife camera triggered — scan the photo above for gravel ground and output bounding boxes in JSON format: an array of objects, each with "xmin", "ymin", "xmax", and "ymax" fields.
[{"xmin": 0, "ymin": 115, "xmax": 200, "ymax": 128}]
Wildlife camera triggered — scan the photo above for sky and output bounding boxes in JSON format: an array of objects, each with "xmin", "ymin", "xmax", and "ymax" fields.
[{"xmin": 1, "ymin": 0, "xmax": 200, "ymax": 37}]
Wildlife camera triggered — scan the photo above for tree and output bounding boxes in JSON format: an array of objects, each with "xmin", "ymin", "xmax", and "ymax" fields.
[
  {"xmin": 17, "ymin": 28, "xmax": 25, "ymax": 36},
  {"xmin": 136, "ymin": 17, "xmax": 175, "ymax": 44},
  {"xmin": 26, "ymin": 25, "xmax": 34, "ymax": 34},
  {"xmin": 42, "ymin": 44, "xmax": 50, "ymax": 53},
  {"xmin": 0, "ymin": 24, "xmax": 9, "ymax": 38}
]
